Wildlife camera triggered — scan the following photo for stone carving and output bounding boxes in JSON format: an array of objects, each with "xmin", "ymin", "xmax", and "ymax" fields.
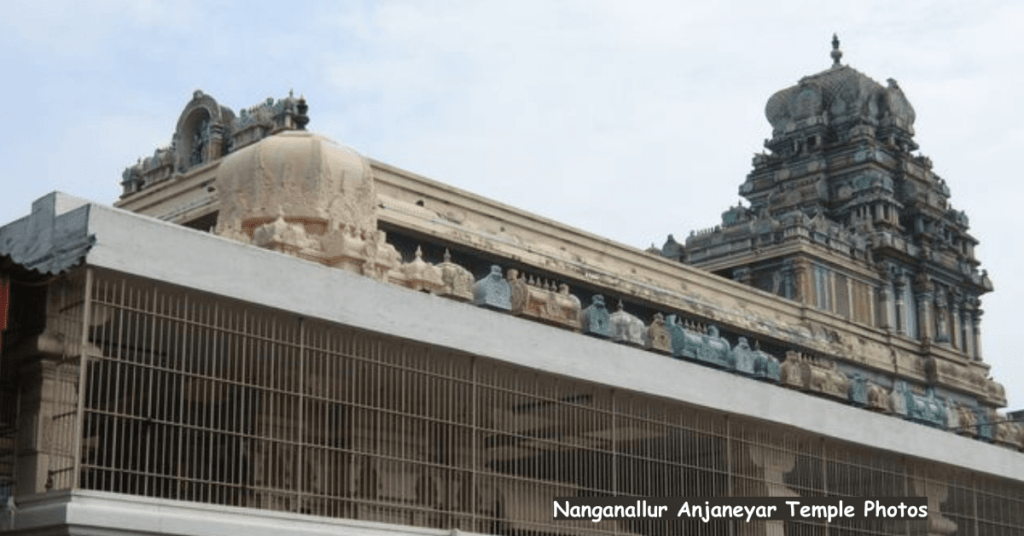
[
  {"xmin": 781, "ymin": 351, "xmax": 847, "ymax": 398},
  {"xmin": 847, "ymin": 373, "xmax": 868, "ymax": 407},
  {"xmin": 507, "ymin": 270, "xmax": 581, "ymax": 330},
  {"xmin": 231, "ymin": 91, "xmax": 307, "ymax": 149},
  {"xmin": 800, "ymin": 358, "xmax": 848, "ymax": 400},
  {"xmin": 751, "ymin": 342, "xmax": 781, "ymax": 383},
  {"xmin": 659, "ymin": 234, "xmax": 684, "ymax": 261},
  {"xmin": 121, "ymin": 144, "xmax": 176, "ymax": 195},
  {"xmin": 956, "ymin": 404, "xmax": 977, "ymax": 437},
  {"xmin": 993, "ymin": 415, "xmax": 1023, "ymax": 450},
  {"xmin": 867, "ymin": 382, "xmax": 891, "ymax": 413},
  {"xmin": 944, "ymin": 399, "xmax": 960, "ymax": 430},
  {"xmin": 473, "ymin": 266, "xmax": 512, "ymax": 311},
  {"xmin": 608, "ymin": 301, "xmax": 646, "ymax": 346},
  {"xmin": 645, "ymin": 313, "xmax": 672, "ymax": 354},
  {"xmin": 190, "ymin": 118, "xmax": 210, "ymax": 167},
  {"xmin": 401, "ymin": 247, "xmax": 444, "ymax": 293},
  {"xmin": 889, "ymin": 381, "xmax": 909, "ymax": 417},
  {"xmin": 169, "ymin": 90, "xmax": 234, "ymax": 173},
  {"xmin": 436, "ymin": 249, "xmax": 474, "ymax": 302},
  {"xmin": 975, "ymin": 408, "xmax": 994, "ymax": 442},
  {"xmin": 904, "ymin": 387, "xmax": 946, "ymax": 429},
  {"xmin": 910, "ymin": 472, "xmax": 958, "ymax": 536},
  {"xmin": 361, "ymin": 231, "xmax": 403, "ymax": 282},
  {"xmin": 667, "ymin": 317, "xmax": 733, "ymax": 370},
  {"xmin": 987, "ymin": 379, "xmax": 1007, "ymax": 407},
  {"xmin": 252, "ymin": 213, "xmax": 319, "ymax": 257},
  {"xmin": 780, "ymin": 351, "xmax": 806, "ymax": 390},
  {"xmin": 733, "ymin": 337, "xmax": 780, "ymax": 383},
  {"xmin": 580, "ymin": 295, "xmax": 611, "ymax": 338},
  {"xmin": 322, "ymin": 225, "xmax": 368, "ymax": 273},
  {"xmin": 733, "ymin": 337, "xmax": 757, "ymax": 376}
]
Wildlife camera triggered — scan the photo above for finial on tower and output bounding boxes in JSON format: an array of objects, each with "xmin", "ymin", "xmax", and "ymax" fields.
[{"xmin": 831, "ymin": 33, "xmax": 843, "ymax": 67}]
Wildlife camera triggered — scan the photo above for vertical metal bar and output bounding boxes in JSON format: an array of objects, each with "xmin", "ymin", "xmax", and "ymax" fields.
[
  {"xmin": 725, "ymin": 414, "xmax": 732, "ymax": 498},
  {"xmin": 972, "ymin": 474, "xmax": 980, "ymax": 536},
  {"xmin": 143, "ymin": 284, "xmax": 158, "ymax": 497},
  {"xmin": 71, "ymin": 268, "xmax": 93, "ymax": 489},
  {"xmin": 296, "ymin": 317, "xmax": 305, "ymax": 512},
  {"xmin": 176, "ymin": 293, "xmax": 188, "ymax": 501},
  {"xmin": 470, "ymin": 356, "xmax": 477, "ymax": 529}
]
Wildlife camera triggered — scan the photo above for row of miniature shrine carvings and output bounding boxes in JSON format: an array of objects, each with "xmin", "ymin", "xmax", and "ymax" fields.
[{"xmin": 421, "ymin": 257, "xmax": 1021, "ymax": 451}]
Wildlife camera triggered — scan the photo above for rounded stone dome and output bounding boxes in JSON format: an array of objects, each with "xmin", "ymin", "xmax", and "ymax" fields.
[
  {"xmin": 215, "ymin": 130, "xmax": 377, "ymax": 239},
  {"xmin": 765, "ymin": 65, "xmax": 915, "ymax": 137}
]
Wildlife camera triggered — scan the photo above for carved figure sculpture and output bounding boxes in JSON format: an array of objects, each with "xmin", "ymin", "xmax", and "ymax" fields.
[
  {"xmin": 401, "ymin": 246, "xmax": 444, "ymax": 293},
  {"xmin": 867, "ymin": 382, "xmax": 891, "ymax": 413},
  {"xmin": 190, "ymin": 118, "xmax": 210, "ymax": 166},
  {"xmin": 322, "ymin": 224, "xmax": 366, "ymax": 274},
  {"xmin": 848, "ymin": 374, "xmax": 868, "ymax": 407},
  {"xmin": 905, "ymin": 387, "xmax": 947, "ymax": 429},
  {"xmin": 473, "ymin": 266, "xmax": 512, "ymax": 311},
  {"xmin": 362, "ymin": 230, "xmax": 402, "ymax": 282},
  {"xmin": 994, "ymin": 417, "xmax": 1023, "ymax": 450},
  {"xmin": 975, "ymin": 408, "xmax": 994, "ymax": 442},
  {"xmin": 733, "ymin": 337, "xmax": 757, "ymax": 376},
  {"xmin": 889, "ymin": 381, "xmax": 909, "ymax": 417},
  {"xmin": 956, "ymin": 405, "xmax": 977, "ymax": 437},
  {"xmin": 507, "ymin": 270, "xmax": 581, "ymax": 330},
  {"xmin": 666, "ymin": 318, "xmax": 733, "ymax": 370},
  {"xmin": 945, "ymin": 400, "xmax": 960, "ymax": 431},
  {"xmin": 580, "ymin": 295, "xmax": 611, "ymax": 338},
  {"xmin": 780, "ymin": 352, "xmax": 806, "ymax": 390},
  {"xmin": 608, "ymin": 301, "xmax": 646, "ymax": 346},
  {"xmin": 436, "ymin": 249, "xmax": 474, "ymax": 302},
  {"xmin": 751, "ymin": 341, "xmax": 781, "ymax": 383},
  {"xmin": 645, "ymin": 313, "xmax": 672, "ymax": 354},
  {"xmin": 801, "ymin": 359, "xmax": 848, "ymax": 400},
  {"xmin": 252, "ymin": 213, "xmax": 320, "ymax": 258}
]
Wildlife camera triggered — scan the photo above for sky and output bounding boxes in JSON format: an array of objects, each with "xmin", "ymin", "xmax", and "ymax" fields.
[{"xmin": 1, "ymin": 1, "xmax": 1022, "ymax": 410}]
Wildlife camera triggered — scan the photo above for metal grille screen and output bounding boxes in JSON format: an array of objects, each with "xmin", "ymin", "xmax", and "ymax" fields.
[{"xmin": 40, "ymin": 270, "xmax": 1021, "ymax": 535}]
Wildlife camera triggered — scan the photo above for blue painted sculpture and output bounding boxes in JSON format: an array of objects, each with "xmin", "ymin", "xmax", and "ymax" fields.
[
  {"xmin": 732, "ymin": 337, "xmax": 757, "ymax": 376},
  {"xmin": 904, "ymin": 386, "xmax": 947, "ymax": 429},
  {"xmin": 848, "ymin": 373, "xmax": 868, "ymax": 407},
  {"xmin": 975, "ymin": 408, "xmax": 994, "ymax": 442},
  {"xmin": 473, "ymin": 265, "xmax": 511, "ymax": 311},
  {"xmin": 751, "ymin": 341, "xmax": 781, "ymax": 383},
  {"xmin": 580, "ymin": 294, "xmax": 611, "ymax": 338},
  {"xmin": 666, "ymin": 316, "xmax": 734, "ymax": 370}
]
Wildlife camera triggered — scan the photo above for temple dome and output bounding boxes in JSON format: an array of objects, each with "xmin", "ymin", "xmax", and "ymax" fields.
[
  {"xmin": 215, "ymin": 130, "xmax": 377, "ymax": 239},
  {"xmin": 764, "ymin": 51, "xmax": 915, "ymax": 139}
]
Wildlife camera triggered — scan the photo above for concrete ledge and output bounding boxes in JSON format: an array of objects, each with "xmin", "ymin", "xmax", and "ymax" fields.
[{"xmin": 7, "ymin": 490, "xmax": 477, "ymax": 536}]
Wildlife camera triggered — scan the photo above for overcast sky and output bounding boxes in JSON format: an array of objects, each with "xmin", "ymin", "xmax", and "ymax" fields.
[{"xmin": 2, "ymin": 1, "xmax": 1022, "ymax": 410}]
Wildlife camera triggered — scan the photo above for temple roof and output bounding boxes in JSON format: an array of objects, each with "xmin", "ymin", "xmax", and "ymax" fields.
[{"xmin": 764, "ymin": 36, "xmax": 916, "ymax": 141}]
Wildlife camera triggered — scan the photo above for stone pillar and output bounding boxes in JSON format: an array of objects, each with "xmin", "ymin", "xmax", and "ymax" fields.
[
  {"xmin": 910, "ymin": 473, "xmax": 957, "ymax": 536},
  {"xmin": 15, "ymin": 359, "xmax": 58, "ymax": 495},
  {"xmin": 961, "ymin": 308, "xmax": 974, "ymax": 359},
  {"xmin": 951, "ymin": 296, "xmax": 963, "ymax": 352},
  {"xmin": 915, "ymin": 286, "xmax": 934, "ymax": 342},
  {"xmin": 208, "ymin": 122, "xmax": 226, "ymax": 161},
  {"xmin": 735, "ymin": 444, "xmax": 797, "ymax": 536},
  {"xmin": 934, "ymin": 289, "xmax": 950, "ymax": 343},
  {"xmin": 792, "ymin": 258, "xmax": 811, "ymax": 305},
  {"xmin": 732, "ymin": 267, "xmax": 752, "ymax": 286},
  {"xmin": 780, "ymin": 260, "xmax": 795, "ymax": 300},
  {"xmin": 972, "ymin": 310, "xmax": 984, "ymax": 361},
  {"xmin": 878, "ymin": 281, "xmax": 895, "ymax": 331},
  {"xmin": 894, "ymin": 277, "xmax": 907, "ymax": 336}
]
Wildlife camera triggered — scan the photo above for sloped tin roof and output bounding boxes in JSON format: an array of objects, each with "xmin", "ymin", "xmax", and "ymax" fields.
[{"xmin": 0, "ymin": 193, "xmax": 95, "ymax": 276}]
